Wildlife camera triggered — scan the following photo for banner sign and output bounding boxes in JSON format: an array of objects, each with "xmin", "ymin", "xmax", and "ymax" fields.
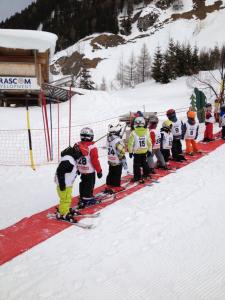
[{"xmin": 0, "ymin": 76, "xmax": 40, "ymax": 90}]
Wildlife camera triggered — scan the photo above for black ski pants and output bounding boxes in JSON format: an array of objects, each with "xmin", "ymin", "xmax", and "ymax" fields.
[
  {"xmin": 106, "ymin": 164, "xmax": 123, "ymax": 187},
  {"xmin": 133, "ymin": 153, "xmax": 149, "ymax": 181},
  {"xmin": 172, "ymin": 139, "xmax": 184, "ymax": 161},
  {"xmin": 79, "ymin": 172, "xmax": 96, "ymax": 199},
  {"xmin": 161, "ymin": 149, "xmax": 170, "ymax": 162}
]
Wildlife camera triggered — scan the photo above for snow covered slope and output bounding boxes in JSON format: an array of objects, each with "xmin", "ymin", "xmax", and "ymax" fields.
[
  {"xmin": 0, "ymin": 66, "xmax": 225, "ymax": 300},
  {"xmin": 52, "ymin": 0, "xmax": 225, "ymax": 85},
  {"xmin": 1, "ymin": 134, "xmax": 225, "ymax": 300}
]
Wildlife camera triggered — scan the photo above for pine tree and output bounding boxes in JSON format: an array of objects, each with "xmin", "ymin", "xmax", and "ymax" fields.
[
  {"xmin": 199, "ymin": 50, "xmax": 211, "ymax": 71},
  {"xmin": 79, "ymin": 68, "xmax": 95, "ymax": 90},
  {"xmin": 210, "ymin": 46, "xmax": 221, "ymax": 69},
  {"xmin": 151, "ymin": 46, "xmax": 163, "ymax": 82},
  {"xmin": 161, "ymin": 53, "xmax": 170, "ymax": 84},
  {"xmin": 175, "ymin": 42, "xmax": 186, "ymax": 77},
  {"xmin": 184, "ymin": 43, "xmax": 193, "ymax": 75},
  {"xmin": 167, "ymin": 38, "xmax": 177, "ymax": 80},
  {"xmin": 191, "ymin": 45, "xmax": 199, "ymax": 74}
]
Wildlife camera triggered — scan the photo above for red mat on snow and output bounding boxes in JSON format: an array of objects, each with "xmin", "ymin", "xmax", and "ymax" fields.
[{"xmin": 0, "ymin": 133, "xmax": 224, "ymax": 265}]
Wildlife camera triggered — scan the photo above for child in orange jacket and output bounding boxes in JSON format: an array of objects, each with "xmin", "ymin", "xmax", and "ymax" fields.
[{"xmin": 183, "ymin": 111, "xmax": 199, "ymax": 155}]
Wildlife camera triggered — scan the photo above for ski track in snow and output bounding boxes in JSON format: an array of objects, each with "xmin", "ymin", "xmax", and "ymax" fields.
[{"xmin": 1, "ymin": 145, "xmax": 225, "ymax": 299}]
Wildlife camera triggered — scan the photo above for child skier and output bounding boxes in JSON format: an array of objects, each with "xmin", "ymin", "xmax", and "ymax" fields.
[
  {"xmin": 128, "ymin": 116, "xmax": 152, "ymax": 182},
  {"xmin": 105, "ymin": 123, "xmax": 127, "ymax": 193},
  {"xmin": 166, "ymin": 109, "xmax": 186, "ymax": 161},
  {"xmin": 203, "ymin": 103, "xmax": 214, "ymax": 142},
  {"xmin": 160, "ymin": 120, "xmax": 173, "ymax": 163},
  {"xmin": 183, "ymin": 111, "xmax": 199, "ymax": 155},
  {"xmin": 147, "ymin": 115, "xmax": 166, "ymax": 173},
  {"xmin": 55, "ymin": 144, "xmax": 82, "ymax": 221},
  {"xmin": 77, "ymin": 127, "xmax": 102, "ymax": 209},
  {"xmin": 219, "ymin": 104, "xmax": 225, "ymax": 140}
]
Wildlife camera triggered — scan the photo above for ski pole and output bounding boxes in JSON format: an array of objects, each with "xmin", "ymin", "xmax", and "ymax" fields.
[{"xmin": 26, "ymin": 95, "xmax": 36, "ymax": 171}]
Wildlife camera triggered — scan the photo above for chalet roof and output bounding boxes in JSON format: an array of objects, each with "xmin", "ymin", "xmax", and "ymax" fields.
[{"xmin": 0, "ymin": 29, "xmax": 58, "ymax": 57}]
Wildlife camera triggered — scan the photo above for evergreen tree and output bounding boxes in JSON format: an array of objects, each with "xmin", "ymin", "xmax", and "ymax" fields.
[
  {"xmin": 184, "ymin": 43, "xmax": 193, "ymax": 75},
  {"xmin": 175, "ymin": 42, "xmax": 186, "ymax": 77},
  {"xmin": 79, "ymin": 68, "xmax": 95, "ymax": 90},
  {"xmin": 210, "ymin": 46, "xmax": 220, "ymax": 69},
  {"xmin": 199, "ymin": 50, "xmax": 211, "ymax": 70},
  {"xmin": 151, "ymin": 46, "xmax": 163, "ymax": 82},
  {"xmin": 167, "ymin": 38, "xmax": 177, "ymax": 80},
  {"xmin": 191, "ymin": 45, "xmax": 199, "ymax": 74},
  {"xmin": 161, "ymin": 53, "xmax": 170, "ymax": 83}
]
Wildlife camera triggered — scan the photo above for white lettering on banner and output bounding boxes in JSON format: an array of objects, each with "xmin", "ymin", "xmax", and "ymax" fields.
[{"xmin": 0, "ymin": 76, "xmax": 40, "ymax": 90}]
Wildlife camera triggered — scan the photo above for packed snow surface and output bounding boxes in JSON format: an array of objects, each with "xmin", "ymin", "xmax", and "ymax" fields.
[{"xmin": 1, "ymin": 76, "xmax": 225, "ymax": 300}]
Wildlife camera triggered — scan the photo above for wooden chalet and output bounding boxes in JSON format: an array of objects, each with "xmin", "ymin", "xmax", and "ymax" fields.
[{"xmin": 0, "ymin": 29, "xmax": 76, "ymax": 106}]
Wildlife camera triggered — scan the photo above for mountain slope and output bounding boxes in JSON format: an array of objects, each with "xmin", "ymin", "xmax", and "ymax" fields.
[{"xmin": 51, "ymin": 0, "xmax": 225, "ymax": 86}]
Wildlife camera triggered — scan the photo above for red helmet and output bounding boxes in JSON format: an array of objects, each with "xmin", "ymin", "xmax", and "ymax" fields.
[{"xmin": 166, "ymin": 109, "xmax": 175, "ymax": 116}]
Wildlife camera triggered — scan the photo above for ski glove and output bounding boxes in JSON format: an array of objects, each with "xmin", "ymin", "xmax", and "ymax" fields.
[
  {"xmin": 146, "ymin": 151, "xmax": 152, "ymax": 157},
  {"xmin": 129, "ymin": 153, "xmax": 133, "ymax": 159},
  {"xmin": 97, "ymin": 172, "xmax": 103, "ymax": 179}
]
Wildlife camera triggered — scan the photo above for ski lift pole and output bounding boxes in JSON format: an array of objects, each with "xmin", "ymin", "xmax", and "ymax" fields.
[
  {"xmin": 41, "ymin": 91, "xmax": 50, "ymax": 161},
  {"xmin": 68, "ymin": 86, "xmax": 72, "ymax": 146},
  {"xmin": 49, "ymin": 98, "xmax": 53, "ymax": 160},
  {"xmin": 57, "ymin": 98, "xmax": 60, "ymax": 162},
  {"xmin": 41, "ymin": 91, "xmax": 51, "ymax": 161},
  {"xmin": 25, "ymin": 95, "xmax": 36, "ymax": 171}
]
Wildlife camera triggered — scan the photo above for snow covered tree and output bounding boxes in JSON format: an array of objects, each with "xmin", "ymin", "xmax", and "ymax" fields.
[
  {"xmin": 116, "ymin": 55, "xmax": 126, "ymax": 88},
  {"xmin": 100, "ymin": 77, "xmax": 107, "ymax": 91},
  {"xmin": 136, "ymin": 43, "xmax": 151, "ymax": 83},
  {"xmin": 79, "ymin": 68, "xmax": 95, "ymax": 90}
]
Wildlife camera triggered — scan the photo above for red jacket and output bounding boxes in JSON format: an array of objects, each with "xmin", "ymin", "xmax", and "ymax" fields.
[
  {"xmin": 79, "ymin": 141, "xmax": 102, "ymax": 173},
  {"xmin": 149, "ymin": 130, "xmax": 156, "ymax": 146}
]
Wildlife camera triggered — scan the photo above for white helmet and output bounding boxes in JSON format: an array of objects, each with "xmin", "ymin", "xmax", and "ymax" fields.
[
  {"xmin": 134, "ymin": 116, "xmax": 145, "ymax": 128},
  {"xmin": 108, "ymin": 123, "xmax": 122, "ymax": 136},
  {"xmin": 148, "ymin": 114, "xmax": 159, "ymax": 124},
  {"xmin": 80, "ymin": 127, "xmax": 94, "ymax": 141}
]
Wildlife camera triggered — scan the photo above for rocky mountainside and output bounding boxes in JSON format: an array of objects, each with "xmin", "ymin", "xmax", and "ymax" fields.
[{"xmin": 50, "ymin": 0, "xmax": 225, "ymax": 86}]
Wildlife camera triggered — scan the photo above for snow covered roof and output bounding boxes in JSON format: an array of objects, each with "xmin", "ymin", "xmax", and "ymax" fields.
[{"xmin": 0, "ymin": 29, "xmax": 58, "ymax": 57}]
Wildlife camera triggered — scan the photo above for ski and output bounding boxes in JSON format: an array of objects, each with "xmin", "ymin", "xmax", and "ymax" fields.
[
  {"xmin": 48, "ymin": 212, "xmax": 100, "ymax": 219},
  {"xmin": 47, "ymin": 213, "xmax": 95, "ymax": 229}
]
